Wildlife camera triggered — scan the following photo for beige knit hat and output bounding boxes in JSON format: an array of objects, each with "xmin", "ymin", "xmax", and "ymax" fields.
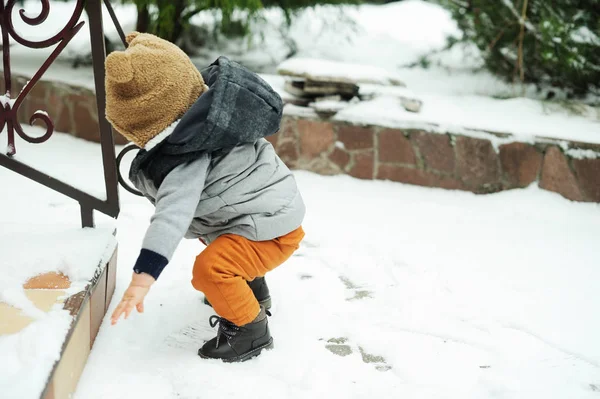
[{"xmin": 105, "ymin": 32, "xmax": 209, "ymax": 148}]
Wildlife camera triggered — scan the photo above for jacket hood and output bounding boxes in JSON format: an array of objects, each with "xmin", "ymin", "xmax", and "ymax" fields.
[
  {"xmin": 130, "ymin": 56, "xmax": 283, "ymax": 187},
  {"xmin": 159, "ymin": 56, "xmax": 283, "ymax": 154}
]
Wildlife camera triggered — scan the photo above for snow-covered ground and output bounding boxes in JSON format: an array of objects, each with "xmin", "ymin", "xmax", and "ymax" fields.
[
  {"xmin": 0, "ymin": 132, "xmax": 116, "ymax": 399},
  {"xmin": 0, "ymin": 224, "xmax": 115, "ymax": 399},
  {"xmin": 1, "ymin": 1, "xmax": 600, "ymax": 396},
  {"xmin": 0, "ymin": 134, "xmax": 116, "ymax": 399},
  {"xmin": 3, "ymin": 132, "xmax": 598, "ymax": 398}
]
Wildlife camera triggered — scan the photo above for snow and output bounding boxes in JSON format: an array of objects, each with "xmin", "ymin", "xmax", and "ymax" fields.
[
  {"xmin": 5, "ymin": 126, "xmax": 112, "ymax": 199},
  {"xmin": 0, "ymin": 8, "xmax": 598, "ymax": 398},
  {"xmin": 258, "ymin": 73, "xmax": 303, "ymax": 103},
  {"xmin": 0, "ymin": 227, "xmax": 116, "ymax": 296},
  {"xmin": 309, "ymin": 99, "xmax": 351, "ymax": 114},
  {"xmin": 0, "ymin": 125, "xmax": 598, "ymax": 398},
  {"xmin": 73, "ymin": 168, "xmax": 600, "ymax": 399},
  {"xmin": 327, "ymin": 94, "xmax": 600, "ymax": 146},
  {"xmin": 0, "ymin": 225, "xmax": 116, "ymax": 399},
  {"xmin": 0, "ymin": 127, "xmax": 117, "ymax": 399},
  {"xmin": 0, "ymin": 131, "xmax": 117, "ymax": 398},
  {"xmin": 277, "ymin": 58, "xmax": 405, "ymax": 86},
  {"xmin": 0, "ymin": 217, "xmax": 116, "ymax": 399},
  {"xmin": 566, "ymin": 148, "xmax": 600, "ymax": 160},
  {"xmin": 1, "ymin": 133, "xmax": 592, "ymax": 398},
  {"xmin": 198, "ymin": 0, "xmax": 460, "ymax": 74},
  {"xmin": 572, "ymin": 26, "xmax": 600, "ymax": 45},
  {"xmin": 0, "ymin": 308, "xmax": 72, "ymax": 399}
]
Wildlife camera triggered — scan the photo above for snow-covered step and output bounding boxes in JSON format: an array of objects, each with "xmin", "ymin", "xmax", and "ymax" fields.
[{"xmin": 0, "ymin": 230, "xmax": 117, "ymax": 399}]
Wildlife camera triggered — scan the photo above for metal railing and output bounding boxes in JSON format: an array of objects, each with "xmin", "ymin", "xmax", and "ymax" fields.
[{"xmin": 0, "ymin": 0, "xmax": 128, "ymax": 227}]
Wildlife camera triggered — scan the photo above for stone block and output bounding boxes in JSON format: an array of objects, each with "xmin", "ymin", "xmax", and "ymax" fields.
[
  {"xmin": 413, "ymin": 131, "xmax": 455, "ymax": 173},
  {"xmin": 338, "ymin": 125, "xmax": 374, "ymax": 151},
  {"xmin": 572, "ymin": 158, "xmax": 600, "ymax": 202},
  {"xmin": 278, "ymin": 140, "xmax": 299, "ymax": 168},
  {"xmin": 298, "ymin": 120, "xmax": 335, "ymax": 158},
  {"xmin": 306, "ymin": 157, "xmax": 340, "ymax": 176},
  {"xmin": 26, "ymin": 80, "xmax": 48, "ymax": 102},
  {"xmin": 377, "ymin": 164, "xmax": 465, "ymax": 190},
  {"xmin": 540, "ymin": 147, "xmax": 583, "ymax": 201},
  {"xmin": 348, "ymin": 151, "xmax": 374, "ymax": 179},
  {"xmin": 265, "ymin": 131, "xmax": 279, "ymax": 148},
  {"xmin": 378, "ymin": 129, "xmax": 415, "ymax": 164},
  {"xmin": 499, "ymin": 142, "xmax": 543, "ymax": 187},
  {"xmin": 54, "ymin": 104, "xmax": 73, "ymax": 134},
  {"xmin": 280, "ymin": 117, "xmax": 298, "ymax": 141},
  {"xmin": 455, "ymin": 136, "xmax": 501, "ymax": 187},
  {"xmin": 329, "ymin": 146, "xmax": 351, "ymax": 170},
  {"xmin": 73, "ymin": 101, "xmax": 100, "ymax": 142},
  {"xmin": 45, "ymin": 92, "xmax": 65, "ymax": 127}
]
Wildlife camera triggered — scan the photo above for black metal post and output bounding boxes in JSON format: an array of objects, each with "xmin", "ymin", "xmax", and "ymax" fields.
[
  {"xmin": 86, "ymin": 0, "xmax": 120, "ymax": 225},
  {"xmin": 80, "ymin": 205, "xmax": 94, "ymax": 228}
]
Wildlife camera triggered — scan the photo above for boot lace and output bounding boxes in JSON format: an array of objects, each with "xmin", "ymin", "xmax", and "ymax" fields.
[{"xmin": 209, "ymin": 315, "xmax": 241, "ymax": 348}]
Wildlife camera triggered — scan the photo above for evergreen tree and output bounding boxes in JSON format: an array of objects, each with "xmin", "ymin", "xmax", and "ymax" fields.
[
  {"xmin": 129, "ymin": 0, "xmax": 359, "ymax": 45},
  {"xmin": 441, "ymin": 0, "xmax": 600, "ymax": 98}
]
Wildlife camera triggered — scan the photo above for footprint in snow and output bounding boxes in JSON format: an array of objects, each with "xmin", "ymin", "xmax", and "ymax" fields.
[
  {"xmin": 301, "ymin": 239, "xmax": 320, "ymax": 248},
  {"xmin": 164, "ymin": 320, "xmax": 213, "ymax": 350},
  {"xmin": 339, "ymin": 276, "xmax": 373, "ymax": 301},
  {"xmin": 321, "ymin": 337, "xmax": 391, "ymax": 372}
]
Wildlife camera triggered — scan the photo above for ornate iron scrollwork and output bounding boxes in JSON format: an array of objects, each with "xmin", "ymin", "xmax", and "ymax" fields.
[{"xmin": 0, "ymin": 0, "xmax": 85, "ymax": 155}]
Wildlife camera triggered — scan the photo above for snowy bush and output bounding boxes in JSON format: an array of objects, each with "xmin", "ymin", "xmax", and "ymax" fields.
[
  {"xmin": 441, "ymin": 0, "xmax": 600, "ymax": 98},
  {"xmin": 118, "ymin": 0, "xmax": 361, "ymax": 45}
]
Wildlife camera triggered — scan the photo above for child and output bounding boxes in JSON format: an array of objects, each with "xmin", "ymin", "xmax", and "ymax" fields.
[{"xmin": 105, "ymin": 32, "xmax": 305, "ymax": 362}]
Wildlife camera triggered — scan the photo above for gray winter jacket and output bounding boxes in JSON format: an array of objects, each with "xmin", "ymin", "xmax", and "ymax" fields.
[{"xmin": 128, "ymin": 57, "xmax": 305, "ymax": 280}]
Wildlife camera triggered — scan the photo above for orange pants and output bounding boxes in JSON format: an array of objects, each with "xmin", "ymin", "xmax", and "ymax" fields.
[{"xmin": 191, "ymin": 226, "xmax": 304, "ymax": 326}]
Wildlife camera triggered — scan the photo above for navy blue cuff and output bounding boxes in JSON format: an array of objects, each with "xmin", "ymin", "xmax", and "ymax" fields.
[{"xmin": 133, "ymin": 249, "xmax": 169, "ymax": 280}]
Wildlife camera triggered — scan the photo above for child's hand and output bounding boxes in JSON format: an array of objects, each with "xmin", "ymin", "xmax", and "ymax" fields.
[{"xmin": 111, "ymin": 272, "xmax": 155, "ymax": 325}]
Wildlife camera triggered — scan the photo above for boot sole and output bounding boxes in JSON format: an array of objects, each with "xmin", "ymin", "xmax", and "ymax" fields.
[
  {"xmin": 204, "ymin": 296, "xmax": 272, "ymax": 311},
  {"xmin": 198, "ymin": 338, "xmax": 274, "ymax": 363}
]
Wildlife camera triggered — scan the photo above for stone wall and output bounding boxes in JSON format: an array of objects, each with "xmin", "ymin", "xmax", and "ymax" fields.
[
  {"xmin": 9, "ymin": 75, "xmax": 600, "ymax": 202},
  {"xmin": 268, "ymin": 116, "xmax": 600, "ymax": 202}
]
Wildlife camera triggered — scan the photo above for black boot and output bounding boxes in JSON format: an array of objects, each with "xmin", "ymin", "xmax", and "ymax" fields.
[
  {"xmin": 198, "ymin": 307, "xmax": 273, "ymax": 362},
  {"xmin": 248, "ymin": 276, "xmax": 272, "ymax": 309},
  {"xmin": 204, "ymin": 276, "xmax": 272, "ymax": 310}
]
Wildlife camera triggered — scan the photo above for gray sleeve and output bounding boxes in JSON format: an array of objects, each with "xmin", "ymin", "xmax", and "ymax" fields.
[{"xmin": 141, "ymin": 154, "xmax": 210, "ymax": 260}]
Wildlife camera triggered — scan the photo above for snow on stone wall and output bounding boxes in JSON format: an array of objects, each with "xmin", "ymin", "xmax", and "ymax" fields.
[
  {"xmin": 10, "ymin": 73, "xmax": 600, "ymax": 203},
  {"xmin": 267, "ymin": 113, "xmax": 600, "ymax": 202}
]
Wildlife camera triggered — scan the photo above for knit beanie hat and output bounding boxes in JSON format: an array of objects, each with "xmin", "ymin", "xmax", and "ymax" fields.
[{"xmin": 105, "ymin": 32, "xmax": 209, "ymax": 148}]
